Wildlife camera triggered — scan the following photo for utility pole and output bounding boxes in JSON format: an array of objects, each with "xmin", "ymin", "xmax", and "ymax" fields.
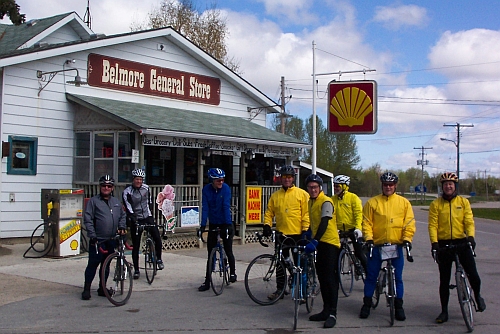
[
  {"xmin": 442, "ymin": 122, "xmax": 474, "ymax": 194},
  {"xmin": 415, "ymin": 146, "xmax": 432, "ymax": 203},
  {"xmin": 280, "ymin": 76, "xmax": 286, "ymax": 134},
  {"xmin": 485, "ymin": 170, "xmax": 488, "ymax": 200}
]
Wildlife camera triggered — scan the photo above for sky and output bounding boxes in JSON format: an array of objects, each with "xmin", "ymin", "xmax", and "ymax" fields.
[{"xmin": 3, "ymin": 0, "xmax": 500, "ymax": 181}]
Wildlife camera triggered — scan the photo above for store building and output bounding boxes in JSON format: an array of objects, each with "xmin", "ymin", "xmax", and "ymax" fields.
[{"xmin": 0, "ymin": 12, "xmax": 311, "ymax": 239}]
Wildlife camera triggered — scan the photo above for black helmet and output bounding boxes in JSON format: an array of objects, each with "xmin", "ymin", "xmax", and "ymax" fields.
[
  {"xmin": 305, "ymin": 174, "xmax": 323, "ymax": 186},
  {"xmin": 380, "ymin": 172, "xmax": 398, "ymax": 183},
  {"xmin": 99, "ymin": 175, "xmax": 115, "ymax": 185},
  {"xmin": 279, "ymin": 165, "xmax": 296, "ymax": 176}
]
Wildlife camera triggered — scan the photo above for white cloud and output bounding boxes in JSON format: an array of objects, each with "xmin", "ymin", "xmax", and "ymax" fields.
[
  {"xmin": 373, "ymin": 5, "xmax": 428, "ymax": 30},
  {"xmin": 256, "ymin": 0, "xmax": 316, "ymax": 25}
]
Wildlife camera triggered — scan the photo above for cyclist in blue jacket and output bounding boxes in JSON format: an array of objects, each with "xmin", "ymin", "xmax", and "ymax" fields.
[{"xmin": 198, "ymin": 168, "xmax": 237, "ymax": 291}]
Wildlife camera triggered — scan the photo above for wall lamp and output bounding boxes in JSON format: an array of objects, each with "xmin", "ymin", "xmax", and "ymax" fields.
[
  {"xmin": 245, "ymin": 149, "xmax": 255, "ymax": 163},
  {"xmin": 36, "ymin": 68, "xmax": 87, "ymax": 96},
  {"xmin": 202, "ymin": 146, "xmax": 211, "ymax": 160}
]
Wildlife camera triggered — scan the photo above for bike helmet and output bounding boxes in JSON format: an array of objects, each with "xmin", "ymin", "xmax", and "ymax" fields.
[
  {"xmin": 305, "ymin": 174, "xmax": 323, "ymax": 186},
  {"xmin": 207, "ymin": 168, "xmax": 225, "ymax": 180},
  {"xmin": 279, "ymin": 165, "xmax": 296, "ymax": 176},
  {"xmin": 380, "ymin": 172, "xmax": 398, "ymax": 183},
  {"xmin": 132, "ymin": 168, "xmax": 145, "ymax": 178},
  {"xmin": 99, "ymin": 174, "xmax": 115, "ymax": 185},
  {"xmin": 440, "ymin": 172, "xmax": 458, "ymax": 183},
  {"xmin": 333, "ymin": 174, "xmax": 350, "ymax": 186}
]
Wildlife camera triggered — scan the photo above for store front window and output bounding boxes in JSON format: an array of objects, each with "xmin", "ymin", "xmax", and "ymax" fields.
[{"xmin": 73, "ymin": 131, "xmax": 135, "ymax": 183}]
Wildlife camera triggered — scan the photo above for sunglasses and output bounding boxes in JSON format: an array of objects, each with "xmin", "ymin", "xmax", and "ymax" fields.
[
  {"xmin": 281, "ymin": 175, "xmax": 294, "ymax": 179},
  {"xmin": 100, "ymin": 184, "xmax": 113, "ymax": 189}
]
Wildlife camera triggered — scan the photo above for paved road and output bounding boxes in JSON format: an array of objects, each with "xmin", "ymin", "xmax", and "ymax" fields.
[{"xmin": 0, "ymin": 204, "xmax": 498, "ymax": 333}]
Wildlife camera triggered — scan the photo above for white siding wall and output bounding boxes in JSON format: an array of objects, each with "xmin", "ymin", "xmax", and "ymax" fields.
[{"xmin": 1, "ymin": 57, "xmax": 77, "ymax": 237}]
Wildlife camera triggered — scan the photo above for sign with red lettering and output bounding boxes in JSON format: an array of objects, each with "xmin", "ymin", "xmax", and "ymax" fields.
[
  {"xmin": 246, "ymin": 186, "xmax": 262, "ymax": 224},
  {"xmin": 87, "ymin": 53, "xmax": 221, "ymax": 105},
  {"xmin": 327, "ymin": 80, "xmax": 377, "ymax": 134}
]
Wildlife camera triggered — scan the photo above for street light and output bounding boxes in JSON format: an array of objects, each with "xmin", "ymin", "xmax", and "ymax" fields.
[{"xmin": 440, "ymin": 137, "xmax": 459, "ymax": 192}]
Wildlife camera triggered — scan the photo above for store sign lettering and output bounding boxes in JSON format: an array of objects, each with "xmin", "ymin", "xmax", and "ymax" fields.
[
  {"xmin": 142, "ymin": 135, "xmax": 293, "ymax": 156},
  {"xmin": 87, "ymin": 53, "xmax": 220, "ymax": 105}
]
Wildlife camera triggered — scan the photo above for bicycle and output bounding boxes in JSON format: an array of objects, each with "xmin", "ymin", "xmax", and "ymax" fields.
[
  {"xmin": 370, "ymin": 243, "xmax": 413, "ymax": 326},
  {"xmin": 197, "ymin": 227, "xmax": 231, "ymax": 295},
  {"xmin": 136, "ymin": 223, "xmax": 160, "ymax": 285},
  {"xmin": 244, "ymin": 231, "xmax": 319, "ymax": 330},
  {"xmin": 433, "ymin": 243, "xmax": 477, "ymax": 332},
  {"xmin": 338, "ymin": 230, "xmax": 365, "ymax": 297},
  {"xmin": 100, "ymin": 234, "xmax": 133, "ymax": 306}
]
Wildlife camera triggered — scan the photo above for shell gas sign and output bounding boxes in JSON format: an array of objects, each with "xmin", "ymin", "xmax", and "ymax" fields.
[{"xmin": 327, "ymin": 80, "xmax": 377, "ymax": 134}]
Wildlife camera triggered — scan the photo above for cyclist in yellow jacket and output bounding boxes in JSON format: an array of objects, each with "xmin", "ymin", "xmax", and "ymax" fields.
[
  {"xmin": 428, "ymin": 172, "xmax": 485, "ymax": 324},
  {"xmin": 360, "ymin": 172, "xmax": 416, "ymax": 321},
  {"xmin": 332, "ymin": 174, "xmax": 366, "ymax": 272},
  {"xmin": 305, "ymin": 174, "xmax": 340, "ymax": 328},
  {"xmin": 263, "ymin": 165, "xmax": 310, "ymax": 299}
]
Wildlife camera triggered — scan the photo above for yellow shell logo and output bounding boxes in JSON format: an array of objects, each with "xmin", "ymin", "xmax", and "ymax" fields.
[
  {"xmin": 70, "ymin": 239, "xmax": 78, "ymax": 250},
  {"xmin": 330, "ymin": 87, "xmax": 373, "ymax": 127}
]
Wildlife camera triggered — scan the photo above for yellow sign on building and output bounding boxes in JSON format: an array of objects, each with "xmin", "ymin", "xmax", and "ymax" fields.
[{"xmin": 246, "ymin": 187, "xmax": 262, "ymax": 224}]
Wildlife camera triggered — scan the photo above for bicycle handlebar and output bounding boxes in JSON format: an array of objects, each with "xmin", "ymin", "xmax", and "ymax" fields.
[
  {"xmin": 368, "ymin": 243, "xmax": 413, "ymax": 262},
  {"xmin": 255, "ymin": 232, "xmax": 269, "ymax": 248},
  {"xmin": 433, "ymin": 242, "xmax": 476, "ymax": 263},
  {"xmin": 405, "ymin": 244, "xmax": 414, "ymax": 262},
  {"xmin": 97, "ymin": 234, "xmax": 131, "ymax": 254}
]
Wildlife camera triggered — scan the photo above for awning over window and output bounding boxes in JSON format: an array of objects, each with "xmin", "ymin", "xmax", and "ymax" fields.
[{"xmin": 66, "ymin": 93, "xmax": 310, "ymax": 150}]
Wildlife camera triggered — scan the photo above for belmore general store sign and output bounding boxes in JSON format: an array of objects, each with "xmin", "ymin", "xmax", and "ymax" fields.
[{"xmin": 87, "ymin": 53, "xmax": 221, "ymax": 105}]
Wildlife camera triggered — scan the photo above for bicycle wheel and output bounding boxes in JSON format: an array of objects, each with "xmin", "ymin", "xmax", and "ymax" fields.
[
  {"xmin": 245, "ymin": 254, "xmax": 287, "ymax": 305},
  {"xmin": 144, "ymin": 238, "xmax": 156, "ymax": 285},
  {"xmin": 209, "ymin": 246, "xmax": 226, "ymax": 295},
  {"xmin": 305, "ymin": 256, "xmax": 320, "ymax": 313},
  {"xmin": 338, "ymin": 249, "xmax": 354, "ymax": 297},
  {"xmin": 387, "ymin": 268, "xmax": 395, "ymax": 326},
  {"xmin": 293, "ymin": 271, "xmax": 300, "ymax": 331},
  {"xmin": 456, "ymin": 270, "xmax": 474, "ymax": 332},
  {"xmin": 101, "ymin": 254, "xmax": 133, "ymax": 306}
]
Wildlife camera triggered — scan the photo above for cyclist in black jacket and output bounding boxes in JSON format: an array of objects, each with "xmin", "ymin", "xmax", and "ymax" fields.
[
  {"xmin": 82, "ymin": 175, "xmax": 126, "ymax": 300},
  {"xmin": 123, "ymin": 169, "xmax": 164, "ymax": 279}
]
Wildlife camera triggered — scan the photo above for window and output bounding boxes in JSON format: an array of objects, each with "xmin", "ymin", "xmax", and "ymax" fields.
[
  {"xmin": 118, "ymin": 132, "xmax": 135, "ymax": 183},
  {"xmin": 7, "ymin": 136, "xmax": 38, "ymax": 175},
  {"xmin": 73, "ymin": 131, "xmax": 136, "ymax": 183},
  {"xmin": 94, "ymin": 133, "xmax": 115, "ymax": 182},
  {"xmin": 74, "ymin": 132, "xmax": 90, "ymax": 182}
]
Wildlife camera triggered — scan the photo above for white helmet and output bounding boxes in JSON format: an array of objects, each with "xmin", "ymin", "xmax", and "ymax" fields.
[
  {"xmin": 132, "ymin": 168, "xmax": 145, "ymax": 178},
  {"xmin": 333, "ymin": 175, "xmax": 350, "ymax": 186}
]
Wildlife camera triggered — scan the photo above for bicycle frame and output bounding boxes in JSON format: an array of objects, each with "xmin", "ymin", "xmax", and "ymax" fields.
[
  {"xmin": 370, "ymin": 243, "xmax": 413, "ymax": 326},
  {"xmin": 434, "ymin": 243, "xmax": 476, "ymax": 332},
  {"xmin": 198, "ymin": 227, "xmax": 230, "ymax": 295}
]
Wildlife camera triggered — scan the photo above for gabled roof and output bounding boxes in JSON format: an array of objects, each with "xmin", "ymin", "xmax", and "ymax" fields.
[
  {"xmin": 67, "ymin": 93, "xmax": 309, "ymax": 149},
  {"xmin": 0, "ymin": 12, "xmax": 93, "ymax": 57},
  {"xmin": 0, "ymin": 13, "xmax": 280, "ymax": 114}
]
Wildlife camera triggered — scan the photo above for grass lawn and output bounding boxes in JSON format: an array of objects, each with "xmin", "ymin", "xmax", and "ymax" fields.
[{"xmin": 472, "ymin": 208, "xmax": 500, "ymax": 221}]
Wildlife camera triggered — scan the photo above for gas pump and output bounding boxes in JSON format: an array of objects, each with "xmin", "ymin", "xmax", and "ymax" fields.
[{"xmin": 41, "ymin": 189, "xmax": 85, "ymax": 257}]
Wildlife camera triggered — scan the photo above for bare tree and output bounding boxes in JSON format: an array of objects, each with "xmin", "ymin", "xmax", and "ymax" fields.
[{"xmin": 132, "ymin": 0, "xmax": 240, "ymax": 72}]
